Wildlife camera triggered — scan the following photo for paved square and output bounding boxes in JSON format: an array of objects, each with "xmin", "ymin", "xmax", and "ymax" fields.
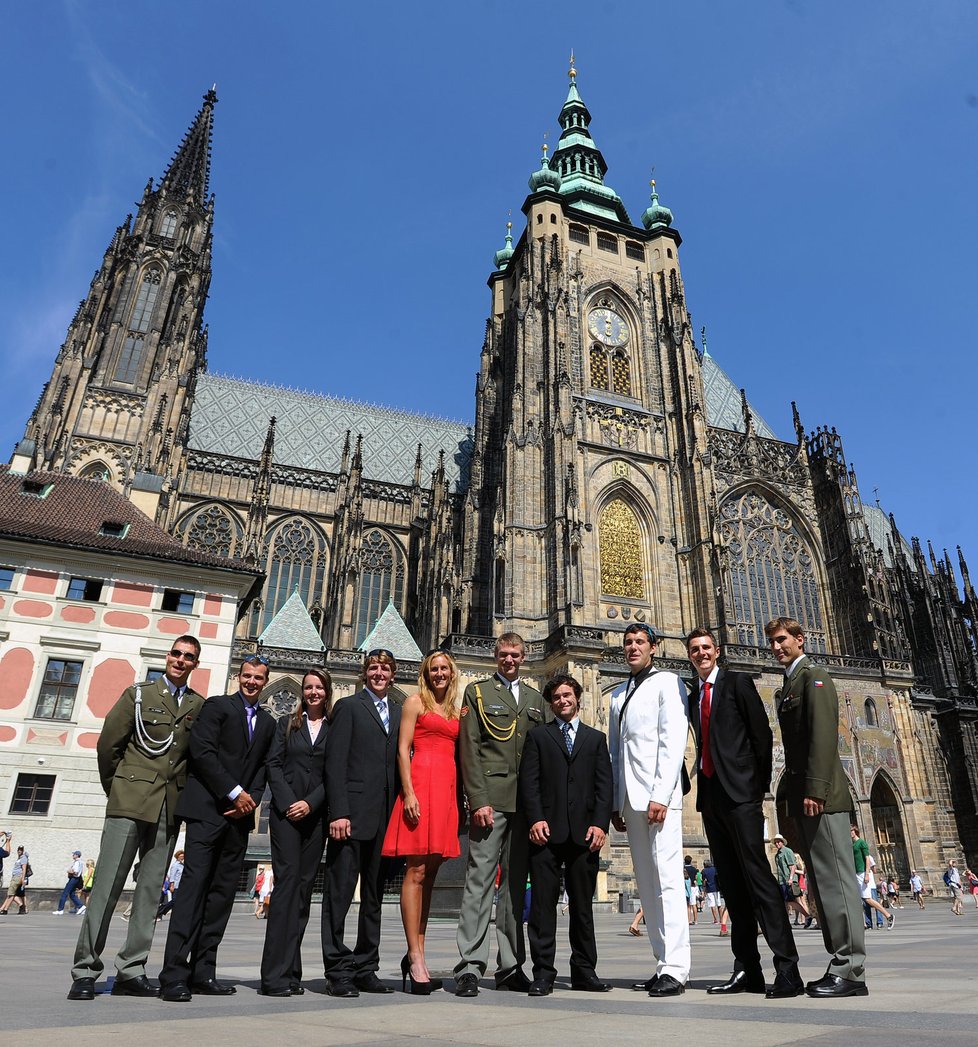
[{"xmin": 2, "ymin": 901, "xmax": 974, "ymax": 1047}]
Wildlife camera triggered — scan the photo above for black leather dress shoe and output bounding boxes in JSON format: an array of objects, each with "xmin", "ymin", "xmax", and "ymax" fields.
[
  {"xmin": 67, "ymin": 977, "xmax": 96, "ymax": 1001},
  {"xmin": 805, "ymin": 974, "xmax": 868, "ymax": 998},
  {"xmin": 766, "ymin": 967, "xmax": 804, "ymax": 999},
  {"xmin": 648, "ymin": 974, "xmax": 686, "ymax": 997},
  {"xmin": 354, "ymin": 972, "xmax": 394, "ymax": 994},
  {"xmin": 571, "ymin": 976, "xmax": 613, "ymax": 992},
  {"xmin": 112, "ymin": 975, "xmax": 161, "ymax": 997},
  {"xmin": 454, "ymin": 973, "xmax": 479, "ymax": 997},
  {"xmin": 289, "ymin": 983, "xmax": 305, "ymax": 995},
  {"xmin": 528, "ymin": 979, "xmax": 554, "ymax": 997},
  {"xmin": 707, "ymin": 970, "xmax": 765, "ymax": 995},
  {"xmin": 258, "ymin": 987, "xmax": 292, "ymax": 997},
  {"xmin": 161, "ymin": 982, "xmax": 192, "ymax": 1002},
  {"xmin": 495, "ymin": 969, "xmax": 532, "ymax": 992},
  {"xmin": 632, "ymin": 974, "xmax": 658, "ymax": 991},
  {"xmin": 326, "ymin": 980, "xmax": 360, "ymax": 998},
  {"xmin": 190, "ymin": 978, "xmax": 236, "ymax": 995}
]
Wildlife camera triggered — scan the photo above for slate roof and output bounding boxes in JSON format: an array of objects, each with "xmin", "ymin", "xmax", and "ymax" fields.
[
  {"xmin": 0, "ymin": 467, "xmax": 260, "ymax": 579},
  {"xmin": 258, "ymin": 588, "xmax": 325, "ymax": 652},
  {"xmin": 189, "ymin": 374, "xmax": 473, "ymax": 492},
  {"xmin": 863, "ymin": 503, "xmax": 913, "ymax": 569},
  {"xmin": 702, "ymin": 354, "xmax": 777, "ymax": 438},
  {"xmin": 358, "ymin": 601, "xmax": 422, "ymax": 662}
]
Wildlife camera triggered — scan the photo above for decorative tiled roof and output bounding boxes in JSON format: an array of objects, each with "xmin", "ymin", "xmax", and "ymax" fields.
[
  {"xmin": 258, "ymin": 588, "xmax": 325, "ymax": 652},
  {"xmin": 863, "ymin": 503, "xmax": 912, "ymax": 569},
  {"xmin": 0, "ymin": 466, "xmax": 260, "ymax": 578},
  {"xmin": 358, "ymin": 601, "xmax": 422, "ymax": 662},
  {"xmin": 702, "ymin": 354, "xmax": 777, "ymax": 439},
  {"xmin": 189, "ymin": 374, "xmax": 473, "ymax": 492}
]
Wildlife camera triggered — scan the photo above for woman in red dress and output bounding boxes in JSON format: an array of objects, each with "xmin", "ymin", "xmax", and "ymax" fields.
[{"xmin": 382, "ymin": 650, "xmax": 461, "ymax": 993}]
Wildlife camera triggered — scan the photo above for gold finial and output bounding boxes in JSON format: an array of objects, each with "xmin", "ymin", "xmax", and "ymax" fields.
[
  {"xmin": 650, "ymin": 178, "xmax": 656, "ymax": 190},
  {"xmin": 542, "ymin": 142, "xmax": 549, "ymax": 157},
  {"xmin": 569, "ymin": 49, "xmax": 577, "ymax": 79},
  {"xmin": 506, "ymin": 220, "xmax": 512, "ymax": 233}
]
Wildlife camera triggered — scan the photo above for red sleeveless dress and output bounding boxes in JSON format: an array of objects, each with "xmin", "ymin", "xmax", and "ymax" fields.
[{"xmin": 382, "ymin": 712, "xmax": 461, "ymax": 858}]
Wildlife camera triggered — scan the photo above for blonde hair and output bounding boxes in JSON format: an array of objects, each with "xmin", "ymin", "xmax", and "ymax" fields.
[{"xmin": 418, "ymin": 651, "xmax": 461, "ymax": 719}]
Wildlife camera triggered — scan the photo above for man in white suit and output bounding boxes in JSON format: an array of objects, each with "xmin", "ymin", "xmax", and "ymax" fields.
[{"xmin": 609, "ymin": 623, "xmax": 690, "ymax": 997}]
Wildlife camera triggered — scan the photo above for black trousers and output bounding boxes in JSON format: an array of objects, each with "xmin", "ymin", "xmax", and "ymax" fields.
[
  {"xmin": 260, "ymin": 808, "xmax": 325, "ymax": 991},
  {"xmin": 159, "ymin": 818, "xmax": 248, "ymax": 986},
  {"xmin": 527, "ymin": 839, "xmax": 599, "ymax": 983},
  {"xmin": 700, "ymin": 775, "xmax": 799, "ymax": 977},
  {"xmin": 320, "ymin": 832, "xmax": 386, "ymax": 983}
]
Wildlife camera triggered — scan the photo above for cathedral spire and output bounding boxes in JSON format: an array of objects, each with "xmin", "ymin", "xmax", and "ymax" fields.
[
  {"xmin": 550, "ymin": 55, "xmax": 629, "ymax": 224},
  {"xmin": 161, "ymin": 87, "xmax": 217, "ymax": 205}
]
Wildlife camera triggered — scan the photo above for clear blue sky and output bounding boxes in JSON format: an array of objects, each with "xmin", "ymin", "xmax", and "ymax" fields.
[{"xmin": 2, "ymin": 1, "xmax": 976, "ymax": 572}]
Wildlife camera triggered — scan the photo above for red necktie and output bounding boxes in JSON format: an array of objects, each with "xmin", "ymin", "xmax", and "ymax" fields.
[{"xmin": 700, "ymin": 681, "xmax": 714, "ymax": 777}]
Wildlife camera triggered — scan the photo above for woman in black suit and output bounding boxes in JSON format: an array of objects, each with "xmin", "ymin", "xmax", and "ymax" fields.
[{"xmin": 259, "ymin": 668, "xmax": 332, "ymax": 996}]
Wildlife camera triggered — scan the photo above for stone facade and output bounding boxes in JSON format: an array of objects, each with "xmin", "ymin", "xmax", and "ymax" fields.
[{"xmin": 9, "ymin": 72, "xmax": 978, "ymax": 891}]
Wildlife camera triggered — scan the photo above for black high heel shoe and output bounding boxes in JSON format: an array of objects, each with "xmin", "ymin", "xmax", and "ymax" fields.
[{"xmin": 401, "ymin": 954, "xmax": 435, "ymax": 995}]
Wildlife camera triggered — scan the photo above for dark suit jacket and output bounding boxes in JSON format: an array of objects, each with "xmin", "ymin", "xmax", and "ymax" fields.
[
  {"xmin": 518, "ymin": 719, "xmax": 612, "ymax": 847},
  {"xmin": 688, "ymin": 669, "xmax": 773, "ymax": 810},
  {"xmin": 176, "ymin": 692, "xmax": 276, "ymax": 831},
  {"xmin": 325, "ymin": 690, "xmax": 401, "ymax": 841},
  {"xmin": 775, "ymin": 657, "xmax": 850, "ymax": 815},
  {"xmin": 266, "ymin": 715, "xmax": 328, "ymax": 818}
]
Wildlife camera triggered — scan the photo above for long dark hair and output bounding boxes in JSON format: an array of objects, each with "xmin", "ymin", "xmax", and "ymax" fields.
[{"xmin": 286, "ymin": 668, "xmax": 333, "ymax": 738}]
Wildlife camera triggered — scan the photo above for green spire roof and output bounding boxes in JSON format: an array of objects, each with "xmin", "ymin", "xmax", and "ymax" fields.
[
  {"xmin": 528, "ymin": 142, "xmax": 562, "ymax": 194},
  {"xmin": 258, "ymin": 586, "xmax": 325, "ymax": 652},
  {"xmin": 641, "ymin": 179, "xmax": 674, "ymax": 231},
  {"xmin": 358, "ymin": 600, "xmax": 422, "ymax": 661},
  {"xmin": 550, "ymin": 54, "xmax": 629, "ymax": 224},
  {"xmin": 494, "ymin": 220, "xmax": 515, "ymax": 270}
]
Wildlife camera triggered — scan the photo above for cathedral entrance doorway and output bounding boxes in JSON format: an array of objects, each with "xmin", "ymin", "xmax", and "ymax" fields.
[{"xmin": 870, "ymin": 774, "xmax": 909, "ymax": 885}]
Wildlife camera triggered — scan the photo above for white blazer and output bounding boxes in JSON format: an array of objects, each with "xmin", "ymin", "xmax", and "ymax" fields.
[{"xmin": 609, "ymin": 669, "xmax": 688, "ymax": 813}]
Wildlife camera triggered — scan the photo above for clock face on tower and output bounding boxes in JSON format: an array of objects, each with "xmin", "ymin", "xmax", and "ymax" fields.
[{"xmin": 587, "ymin": 307, "xmax": 628, "ymax": 346}]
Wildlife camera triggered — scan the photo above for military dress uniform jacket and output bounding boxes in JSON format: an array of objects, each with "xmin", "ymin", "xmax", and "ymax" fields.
[
  {"xmin": 97, "ymin": 676, "xmax": 204, "ymax": 831},
  {"xmin": 776, "ymin": 656, "xmax": 850, "ymax": 816},
  {"xmin": 459, "ymin": 676, "xmax": 549, "ymax": 815}
]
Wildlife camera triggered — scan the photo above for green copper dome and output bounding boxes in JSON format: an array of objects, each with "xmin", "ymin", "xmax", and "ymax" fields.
[
  {"xmin": 642, "ymin": 180, "xmax": 673, "ymax": 231},
  {"xmin": 528, "ymin": 144, "xmax": 562, "ymax": 193},
  {"xmin": 494, "ymin": 221, "xmax": 515, "ymax": 269}
]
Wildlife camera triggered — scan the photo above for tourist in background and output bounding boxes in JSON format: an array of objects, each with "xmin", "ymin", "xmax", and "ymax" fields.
[{"xmin": 0, "ymin": 845, "xmax": 30, "ymax": 915}]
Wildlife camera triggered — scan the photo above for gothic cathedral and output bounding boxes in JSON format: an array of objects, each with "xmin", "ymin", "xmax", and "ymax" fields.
[{"xmin": 11, "ymin": 67, "xmax": 978, "ymax": 881}]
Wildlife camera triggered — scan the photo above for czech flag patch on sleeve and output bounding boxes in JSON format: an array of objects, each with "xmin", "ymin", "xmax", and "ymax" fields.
[{"xmin": 814, "ymin": 680, "xmax": 824, "ymax": 687}]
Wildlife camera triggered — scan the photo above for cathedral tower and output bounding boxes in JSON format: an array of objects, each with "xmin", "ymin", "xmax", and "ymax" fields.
[
  {"xmin": 460, "ymin": 58, "xmax": 717, "ymax": 644},
  {"xmin": 12, "ymin": 89, "xmax": 217, "ymax": 521}
]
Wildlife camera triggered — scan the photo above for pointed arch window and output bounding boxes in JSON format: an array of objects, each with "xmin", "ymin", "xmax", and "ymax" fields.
[
  {"xmin": 160, "ymin": 211, "xmax": 178, "ymax": 238},
  {"xmin": 175, "ymin": 503, "xmax": 244, "ymax": 558},
  {"xmin": 719, "ymin": 491, "xmax": 826, "ymax": 651},
  {"xmin": 129, "ymin": 269, "xmax": 162, "ymax": 333},
  {"xmin": 114, "ymin": 269, "xmax": 162, "ymax": 384},
  {"xmin": 599, "ymin": 498, "xmax": 646, "ymax": 599},
  {"xmin": 353, "ymin": 529, "xmax": 406, "ymax": 646},
  {"xmin": 257, "ymin": 517, "xmax": 327, "ymax": 635}
]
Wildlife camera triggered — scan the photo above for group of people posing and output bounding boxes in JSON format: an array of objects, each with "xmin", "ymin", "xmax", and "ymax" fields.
[{"xmin": 65, "ymin": 613, "xmax": 873, "ymax": 1002}]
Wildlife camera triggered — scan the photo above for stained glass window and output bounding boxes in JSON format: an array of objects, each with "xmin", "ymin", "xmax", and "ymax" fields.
[
  {"xmin": 354, "ymin": 529, "xmax": 405, "ymax": 645},
  {"xmin": 260, "ymin": 517, "xmax": 327, "ymax": 634},
  {"xmin": 176, "ymin": 504, "xmax": 243, "ymax": 558},
  {"xmin": 719, "ymin": 491, "xmax": 826, "ymax": 651}
]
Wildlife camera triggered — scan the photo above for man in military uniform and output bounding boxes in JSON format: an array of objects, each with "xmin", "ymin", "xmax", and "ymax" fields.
[
  {"xmin": 454, "ymin": 632, "xmax": 549, "ymax": 997},
  {"xmin": 68, "ymin": 636, "xmax": 205, "ymax": 1001},
  {"xmin": 766, "ymin": 617, "xmax": 867, "ymax": 999}
]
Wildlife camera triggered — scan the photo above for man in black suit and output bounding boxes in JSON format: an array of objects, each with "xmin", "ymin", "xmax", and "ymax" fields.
[
  {"xmin": 686, "ymin": 628, "xmax": 803, "ymax": 999},
  {"xmin": 321, "ymin": 649, "xmax": 401, "ymax": 998},
  {"xmin": 159, "ymin": 654, "xmax": 276, "ymax": 1002},
  {"xmin": 518, "ymin": 673, "xmax": 613, "ymax": 997}
]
